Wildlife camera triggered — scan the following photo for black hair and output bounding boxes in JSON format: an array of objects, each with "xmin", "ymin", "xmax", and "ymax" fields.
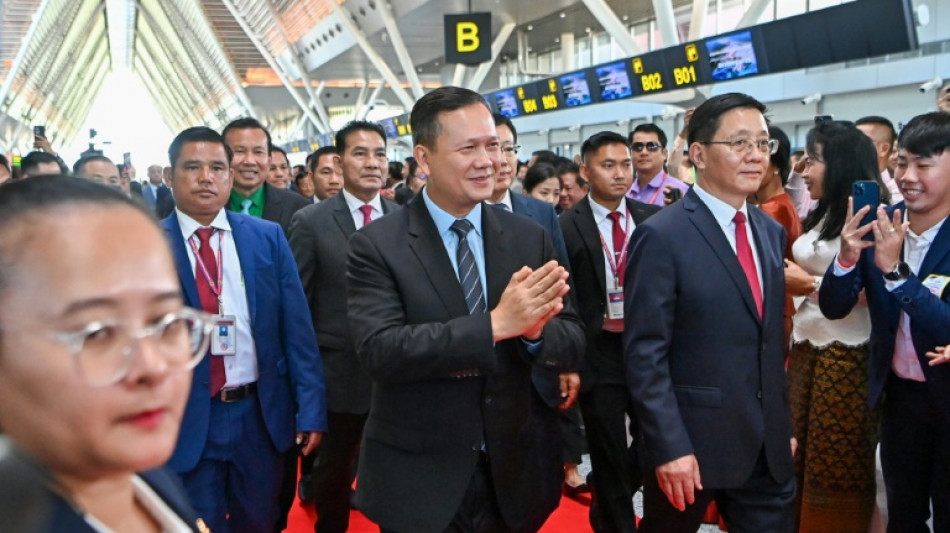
[
  {"xmin": 530, "ymin": 150, "xmax": 559, "ymax": 167},
  {"xmin": 411, "ymin": 86, "xmax": 490, "ymax": 148},
  {"xmin": 307, "ymin": 146, "xmax": 337, "ymax": 172},
  {"xmin": 557, "ymin": 161, "xmax": 580, "ymax": 177},
  {"xmin": 803, "ymin": 121, "xmax": 882, "ymax": 241},
  {"xmin": 72, "ymin": 154, "xmax": 115, "ymax": 175},
  {"xmin": 222, "ymin": 117, "xmax": 272, "ymax": 150},
  {"xmin": 168, "ymin": 127, "xmax": 233, "ymax": 169},
  {"xmin": 768, "ymin": 125, "xmax": 792, "ymax": 186},
  {"xmin": 492, "ymin": 113, "xmax": 518, "ymax": 143},
  {"xmin": 855, "ymin": 115, "xmax": 897, "ymax": 145},
  {"xmin": 688, "ymin": 93, "xmax": 767, "ymax": 145},
  {"xmin": 407, "ymin": 157, "xmax": 420, "ymax": 179},
  {"xmin": 335, "ymin": 120, "xmax": 387, "ymax": 153},
  {"xmin": 629, "ymin": 123, "xmax": 668, "ymax": 148},
  {"xmin": 0, "ymin": 176, "xmax": 150, "ymax": 293},
  {"xmin": 294, "ymin": 172, "xmax": 311, "ymax": 187},
  {"xmin": 581, "ymin": 131, "xmax": 629, "ymax": 164},
  {"xmin": 269, "ymin": 144, "xmax": 288, "ymax": 159},
  {"xmin": 522, "ymin": 163, "xmax": 561, "ymax": 193},
  {"xmin": 388, "ymin": 161, "xmax": 404, "ymax": 182},
  {"xmin": 898, "ymin": 111, "xmax": 950, "ymax": 158},
  {"xmin": 20, "ymin": 151, "xmax": 60, "ymax": 178}
]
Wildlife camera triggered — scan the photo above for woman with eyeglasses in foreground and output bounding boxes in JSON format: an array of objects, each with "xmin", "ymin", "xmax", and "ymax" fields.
[{"xmin": 0, "ymin": 176, "xmax": 213, "ymax": 532}]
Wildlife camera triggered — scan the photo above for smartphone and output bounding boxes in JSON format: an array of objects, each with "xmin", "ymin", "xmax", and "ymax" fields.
[
  {"xmin": 123, "ymin": 152, "xmax": 132, "ymax": 169},
  {"xmin": 852, "ymin": 180, "xmax": 880, "ymax": 240},
  {"xmin": 665, "ymin": 187, "xmax": 682, "ymax": 203},
  {"xmin": 33, "ymin": 125, "xmax": 45, "ymax": 137}
]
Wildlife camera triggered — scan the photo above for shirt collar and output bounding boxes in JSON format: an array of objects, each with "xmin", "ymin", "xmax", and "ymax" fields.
[
  {"xmin": 692, "ymin": 181, "xmax": 748, "ymax": 226},
  {"xmin": 341, "ymin": 187, "xmax": 383, "ymax": 214},
  {"xmin": 907, "ymin": 215, "xmax": 946, "ymax": 247},
  {"xmin": 229, "ymin": 184, "xmax": 266, "ymax": 209},
  {"xmin": 422, "ymin": 186, "xmax": 483, "ymax": 238},
  {"xmin": 632, "ymin": 170, "xmax": 667, "ymax": 192},
  {"xmin": 588, "ymin": 196, "xmax": 626, "ymax": 225},
  {"xmin": 490, "ymin": 190, "xmax": 513, "ymax": 211},
  {"xmin": 176, "ymin": 208, "xmax": 231, "ymax": 240}
]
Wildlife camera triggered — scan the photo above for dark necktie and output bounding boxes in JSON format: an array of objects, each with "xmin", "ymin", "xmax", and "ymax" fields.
[
  {"xmin": 733, "ymin": 212, "xmax": 763, "ymax": 318},
  {"xmin": 494, "ymin": 203, "xmax": 510, "ymax": 211},
  {"xmin": 607, "ymin": 211, "xmax": 625, "ymax": 263},
  {"xmin": 450, "ymin": 219, "xmax": 487, "ymax": 314},
  {"xmin": 358, "ymin": 204, "xmax": 373, "ymax": 228},
  {"xmin": 194, "ymin": 227, "xmax": 227, "ymax": 395}
]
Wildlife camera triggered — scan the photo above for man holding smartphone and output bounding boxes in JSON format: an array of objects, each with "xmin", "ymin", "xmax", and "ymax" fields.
[{"xmin": 626, "ymin": 123, "xmax": 689, "ymax": 207}]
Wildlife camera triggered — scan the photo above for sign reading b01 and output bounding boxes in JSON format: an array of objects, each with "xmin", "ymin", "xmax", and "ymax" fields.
[{"xmin": 444, "ymin": 13, "xmax": 492, "ymax": 65}]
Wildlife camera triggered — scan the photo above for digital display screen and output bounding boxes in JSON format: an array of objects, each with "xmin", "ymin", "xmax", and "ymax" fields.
[
  {"xmin": 595, "ymin": 62, "xmax": 633, "ymax": 100},
  {"xmin": 380, "ymin": 118, "xmax": 398, "ymax": 138},
  {"xmin": 705, "ymin": 31, "xmax": 759, "ymax": 81},
  {"xmin": 559, "ymin": 72, "xmax": 592, "ymax": 107},
  {"xmin": 494, "ymin": 89, "xmax": 520, "ymax": 118}
]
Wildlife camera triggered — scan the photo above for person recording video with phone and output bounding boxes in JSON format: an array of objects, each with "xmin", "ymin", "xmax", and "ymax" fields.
[{"xmin": 626, "ymin": 123, "xmax": 689, "ymax": 207}]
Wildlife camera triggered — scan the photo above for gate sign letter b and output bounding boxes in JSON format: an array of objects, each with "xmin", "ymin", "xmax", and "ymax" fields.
[{"xmin": 445, "ymin": 13, "xmax": 491, "ymax": 65}]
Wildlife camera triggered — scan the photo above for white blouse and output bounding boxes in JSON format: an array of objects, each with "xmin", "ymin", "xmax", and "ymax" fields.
[
  {"xmin": 790, "ymin": 224, "xmax": 871, "ymax": 348},
  {"xmin": 84, "ymin": 475, "xmax": 192, "ymax": 533}
]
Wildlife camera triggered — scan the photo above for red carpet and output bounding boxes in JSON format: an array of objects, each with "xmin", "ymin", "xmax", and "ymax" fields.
[{"xmin": 284, "ymin": 491, "xmax": 596, "ymax": 532}]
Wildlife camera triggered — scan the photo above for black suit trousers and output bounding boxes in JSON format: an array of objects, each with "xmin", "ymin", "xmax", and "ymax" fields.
[{"xmin": 312, "ymin": 411, "xmax": 367, "ymax": 533}]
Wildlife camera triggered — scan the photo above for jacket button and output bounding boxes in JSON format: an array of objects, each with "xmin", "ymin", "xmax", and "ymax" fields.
[
  {"xmin": 756, "ymin": 390, "xmax": 763, "ymax": 400},
  {"xmin": 485, "ymin": 396, "xmax": 492, "ymax": 405}
]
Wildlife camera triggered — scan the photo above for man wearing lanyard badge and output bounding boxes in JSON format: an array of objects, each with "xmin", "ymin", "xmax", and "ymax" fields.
[
  {"xmin": 626, "ymin": 123, "xmax": 690, "ymax": 207},
  {"xmin": 560, "ymin": 131, "xmax": 660, "ymax": 532}
]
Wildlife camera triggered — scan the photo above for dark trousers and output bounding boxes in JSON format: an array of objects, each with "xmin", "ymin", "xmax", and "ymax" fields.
[
  {"xmin": 578, "ymin": 382, "xmax": 641, "ymax": 533},
  {"xmin": 274, "ymin": 445, "xmax": 298, "ymax": 531},
  {"xmin": 312, "ymin": 411, "xmax": 367, "ymax": 533},
  {"xmin": 180, "ymin": 396, "xmax": 284, "ymax": 533},
  {"xmin": 880, "ymin": 375, "xmax": 950, "ymax": 533},
  {"xmin": 638, "ymin": 448, "xmax": 795, "ymax": 533}
]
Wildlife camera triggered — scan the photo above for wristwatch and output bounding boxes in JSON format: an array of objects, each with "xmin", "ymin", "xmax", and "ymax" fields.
[{"xmin": 883, "ymin": 261, "xmax": 911, "ymax": 281}]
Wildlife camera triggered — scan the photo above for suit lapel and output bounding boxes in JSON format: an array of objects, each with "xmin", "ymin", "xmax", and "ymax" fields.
[
  {"xmin": 330, "ymin": 192, "xmax": 358, "ymax": 238},
  {"xmin": 684, "ymin": 191, "xmax": 761, "ymax": 321},
  {"xmin": 482, "ymin": 205, "xmax": 509, "ymax": 308},
  {"xmin": 261, "ymin": 183, "xmax": 279, "ymax": 222},
  {"xmin": 749, "ymin": 207, "xmax": 778, "ymax": 324},
  {"xmin": 917, "ymin": 215, "xmax": 950, "ymax": 278},
  {"xmin": 228, "ymin": 212, "xmax": 258, "ymax": 325},
  {"xmin": 162, "ymin": 214, "xmax": 201, "ymax": 309},
  {"xmin": 574, "ymin": 198, "xmax": 608, "ymax": 296},
  {"xmin": 407, "ymin": 198, "xmax": 469, "ymax": 317},
  {"xmin": 510, "ymin": 194, "xmax": 534, "ymax": 221}
]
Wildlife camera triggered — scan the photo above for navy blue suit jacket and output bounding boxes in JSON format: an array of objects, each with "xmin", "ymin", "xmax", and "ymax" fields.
[
  {"xmin": 819, "ymin": 203, "xmax": 950, "ymax": 420},
  {"xmin": 623, "ymin": 189, "xmax": 793, "ymax": 488},
  {"xmin": 161, "ymin": 211, "xmax": 327, "ymax": 473},
  {"xmin": 509, "ymin": 193, "xmax": 570, "ymax": 268}
]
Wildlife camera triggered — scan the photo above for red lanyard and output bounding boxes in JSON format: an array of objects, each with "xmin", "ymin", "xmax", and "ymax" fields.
[
  {"xmin": 188, "ymin": 230, "xmax": 224, "ymax": 299},
  {"xmin": 647, "ymin": 174, "xmax": 668, "ymax": 205},
  {"xmin": 598, "ymin": 208, "xmax": 633, "ymax": 287}
]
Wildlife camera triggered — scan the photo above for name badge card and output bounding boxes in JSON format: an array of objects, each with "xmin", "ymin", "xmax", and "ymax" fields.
[
  {"xmin": 212, "ymin": 315, "xmax": 237, "ymax": 356},
  {"xmin": 608, "ymin": 290, "xmax": 624, "ymax": 319}
]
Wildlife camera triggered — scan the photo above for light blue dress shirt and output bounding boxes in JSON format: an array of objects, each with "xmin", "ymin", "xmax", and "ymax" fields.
[{"xmin": 422, "ymin": 187, "xmax": 488, "ymax": 299}]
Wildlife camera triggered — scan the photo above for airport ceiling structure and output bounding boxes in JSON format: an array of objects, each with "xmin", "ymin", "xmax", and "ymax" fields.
[{"xmin": 0, "ymin": 0, "xmax": 767, "ymax": 149}]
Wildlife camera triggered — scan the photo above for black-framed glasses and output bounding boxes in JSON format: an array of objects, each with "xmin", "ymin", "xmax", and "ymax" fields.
[
  {"xmin": 30, "ymin": 308, "xmax": 214, "ymax": 387},
  {"xmin": 703, "ymin": 138, "xmax": 779, "ymax": 155},
  {"xmin": 631, "ymin": 142, "xmax": 662, "ymax": 153},
  {"xmin": 501, "ymin": 145, "xmax": 521, "ymax": 155}
]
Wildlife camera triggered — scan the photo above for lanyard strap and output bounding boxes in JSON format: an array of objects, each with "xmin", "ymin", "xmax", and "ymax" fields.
[
  {"xmin": 599, "ymin": 207, "xmax": 634, "ymax": 287},
  {"xmin": 188, "ymin": 230, "xmax": 224, "ymax": 298},
  {"xmin": 648, "ymin": 175, "xmax": 668, "ymax": 205}
]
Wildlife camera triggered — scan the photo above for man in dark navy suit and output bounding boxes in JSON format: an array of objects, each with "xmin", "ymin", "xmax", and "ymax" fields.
[
  {"xmin": 624, "ymin": 93, "xmax": 795, "ymax": 533},
  {"xmin": 820, "ymin": 111, "xmax": 950, "ymax": 532}
]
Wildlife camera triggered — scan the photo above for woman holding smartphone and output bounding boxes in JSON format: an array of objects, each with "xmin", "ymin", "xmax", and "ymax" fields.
[{"xmin": 784, "ymin": 121, "xmax": 884, "ymax": 532}]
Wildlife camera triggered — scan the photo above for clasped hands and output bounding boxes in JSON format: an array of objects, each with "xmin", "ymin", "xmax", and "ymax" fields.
[
  {"xmin": 490, "ymin": 260, "xmax": 570, "ymax": 342},
  {"xmin": 838, "ymin": 198, "xmax": 908, "ymax": 273}
]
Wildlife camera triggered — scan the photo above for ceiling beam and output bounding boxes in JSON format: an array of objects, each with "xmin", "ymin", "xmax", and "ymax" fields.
[
  {"xmin": 736, "ymin": 0, "xmax": 771, "ymax": 29},
  {"xmin": 467, "ymin": 22, "xmax": 516, "ymax": 93},
  {"xmin": 580, "ymin": 0, "xmax": 642, "ymax": 56},
  {"xmin": 688, "ymin": 0, "xmax": 709, "ymax": 40},
  {"xmin": 376, "ymin": 0, "xmax": 423, "ymax": 100},
  {"xmin": 0, "ymin": 0, "xmax": 54, "ymax": 116},
  {"xmin": 357, "ymin": 81, "xmax": 384, "ymax": 120},
  {"xmin": 651, "ymin": 0, "xmax": 679, "ymax": 47}
]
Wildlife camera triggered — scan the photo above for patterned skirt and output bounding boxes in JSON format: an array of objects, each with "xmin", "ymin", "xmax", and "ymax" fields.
[{"xmin": 787, "ymin": 340, "xmax": 879, "ymax": 533}]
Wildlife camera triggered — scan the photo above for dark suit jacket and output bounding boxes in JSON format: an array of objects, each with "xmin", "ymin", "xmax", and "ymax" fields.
[
  {"xmin": 156, "ymin": 185, "xmax": 175, "ymax": 219},
  {"xmin": 623, "ymin": 189, "xmax": 793, "ymax": 489},
  {"xmin": 510, "ymin": 193, "xmax": 570, "ymax": 268},
  {"xmin": 262, "ymin": 182, "xmax": 310, "ymax": 234},
  {"xmin": 819, "ymin": 203, "xmax": 950, "ymax": 420},
  {"xmin": 560, "ymin": 196, "xmax": 660, "ymax": 390},
  {"xmin": 161, "ymin": 211, "xmax": 328, "ymax": 473},
  {"xmin": 394, "ymin": 186, "xmax": 415, "ymax": 205},
  {"xmin": 288, "ymin": 192, "xmax": 398, "ymax": 414},
  {"xmin": 346, "ymin": 197, "xmax": 586, "ymax": 533}
]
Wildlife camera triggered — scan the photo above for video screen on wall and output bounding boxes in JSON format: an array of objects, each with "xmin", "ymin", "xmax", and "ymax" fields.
[
  {"xmin": 559, "ymin": 72, "xmax": 592, "ymax": 107},
  {"xmin": 705, "ymin": 30, "xmax": 759, "ymax": 81},
  {"xmin": 494, "ymin": 89, "xmax": 520, "ymax": 117},
  {"xmin": 595, "ymin": 62, "xmax": 633, "ymax": 101}
]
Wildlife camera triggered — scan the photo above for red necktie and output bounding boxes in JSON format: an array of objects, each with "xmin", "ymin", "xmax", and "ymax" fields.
[
  {"xmin": 733, "ymin": 212, "xmax": 763, "ymax": 318},
  {"xmin": 607, "ymin": 211, "xmax": 625, "ymax": 264},
  {"xmin": 194, "ymin": 227, "xmax": 226, "ymax": 396},
  {"xmin": 359, "ymin": 204, "xmax": 373, "ymax": 228}
]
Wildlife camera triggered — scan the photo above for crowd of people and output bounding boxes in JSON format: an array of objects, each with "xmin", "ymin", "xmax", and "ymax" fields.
[{"xmin": 0, "ymin": 82, "xmax": 949, "ymax": 533}]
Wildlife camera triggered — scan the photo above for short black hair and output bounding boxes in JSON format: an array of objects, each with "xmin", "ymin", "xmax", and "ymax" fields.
[
  {"xmin": 269, "ymin": 144, "xmax": 288, "ymax": 159},
  {"xmin": 492, "ymin": 113, "xmax": 518, "ymax": 143},
  {"xmin": 307, "ymin": 146, "xmax": 337, "ymax": 173},
  {"xmin": 388, "ymin": 161, "xmax": 404, "ymax": 182},
  {"xmin": 294, "ymin": 172, "xmax": 311, "ymax": 187},
  {"xmin": 629, "ymin": 123, "xmax": 668, "ymax": 148},
  {"xmin": 222, "ymin": 117, "xmax": 272, "ymax": 149},
  {"xmin": 168, "ymin": 127, "xmax": 233, "ymax": 169},
  {"xmin": 411, "ymin": 86, "xmax": 490, "ymax": 148},
  {"xmin": 899, "ymin": 111, "xmax": 950, "ymax": 158},
  {"xmin": 0, "ymin": 176, "xmax": 149, "ymax": 294},
  {"xmin": 335, "ymin": 120, "xmax": 387, "ymax": 153},
  {"xmin": 580, "ymin": 131, "xmax": 629, "ymax": 164},
  {"xmin": 407, "ymin": 157, "xmax": 420, "ymax": 179},
  {"xmin": 531, "ymin": 150, "xmax": 559, "ymax": 167},
  {"xmin": 768, "ymin": 125, "xmax": 792, "ymax": 186},
  {"xmin": 688, "ymin": 93, "xmax": 767, "ymax": 145},
  {"xmin": 557, "ymin": 161, "xmax": 580, "ymax": 177},
  {"xmin": 21, "ymin": 151, "xmax": 61, "ymax": 177},
  {"xmin": 855, "ymin": 115, "xmax": 897, "ymax": 145},
  {"xmin": 522, "ymin": 163, "xmax": 561, "ymax": 193},
  {"xmin": 72, "ymin": 154, "xmax": 115, "ymax": 175}
]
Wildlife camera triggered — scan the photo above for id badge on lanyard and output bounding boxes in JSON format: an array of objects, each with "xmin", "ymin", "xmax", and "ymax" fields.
[
  {"xmin": 190, "ymin": 231, "xmax": 237, "ymax": 356},
  {"xmin": 601, "ymin": 211, "xmax": 632, "ymax": 320}
]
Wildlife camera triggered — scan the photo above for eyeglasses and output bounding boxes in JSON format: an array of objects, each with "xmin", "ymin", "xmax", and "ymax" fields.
[
  {"xmin": 631, "ymin": 142, "xmax": 662, "ymax": 153},
  {"xmin": 804, "ymin": 154, "xmax": 824, "ymax": 166},
  {"xmin": 501, "ymin": 145, "xmax": 521, "ymax": 155},
  {"xmin": 703, "ymin": 138, "xmax": 779, "ymax": 155},
  {"xmin": 37, "ymin": 308, "xmax": 213, "ymax": 387}
]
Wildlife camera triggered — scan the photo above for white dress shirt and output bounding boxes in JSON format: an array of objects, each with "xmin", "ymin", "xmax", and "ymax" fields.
[
  {"xmin": 588, "ymin": 196, "xmax": 634, "ymax": 332},
  {"xmin": 342, "ymin": 188, "xmax": 384, "ymax": 229},
  {"xmin": 176, "ymin": 208, "xmax": 258, "ymax": 387},
  {"xmin": 692, "ymin": 182, "xmax": 763, "ymax": 289}
]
